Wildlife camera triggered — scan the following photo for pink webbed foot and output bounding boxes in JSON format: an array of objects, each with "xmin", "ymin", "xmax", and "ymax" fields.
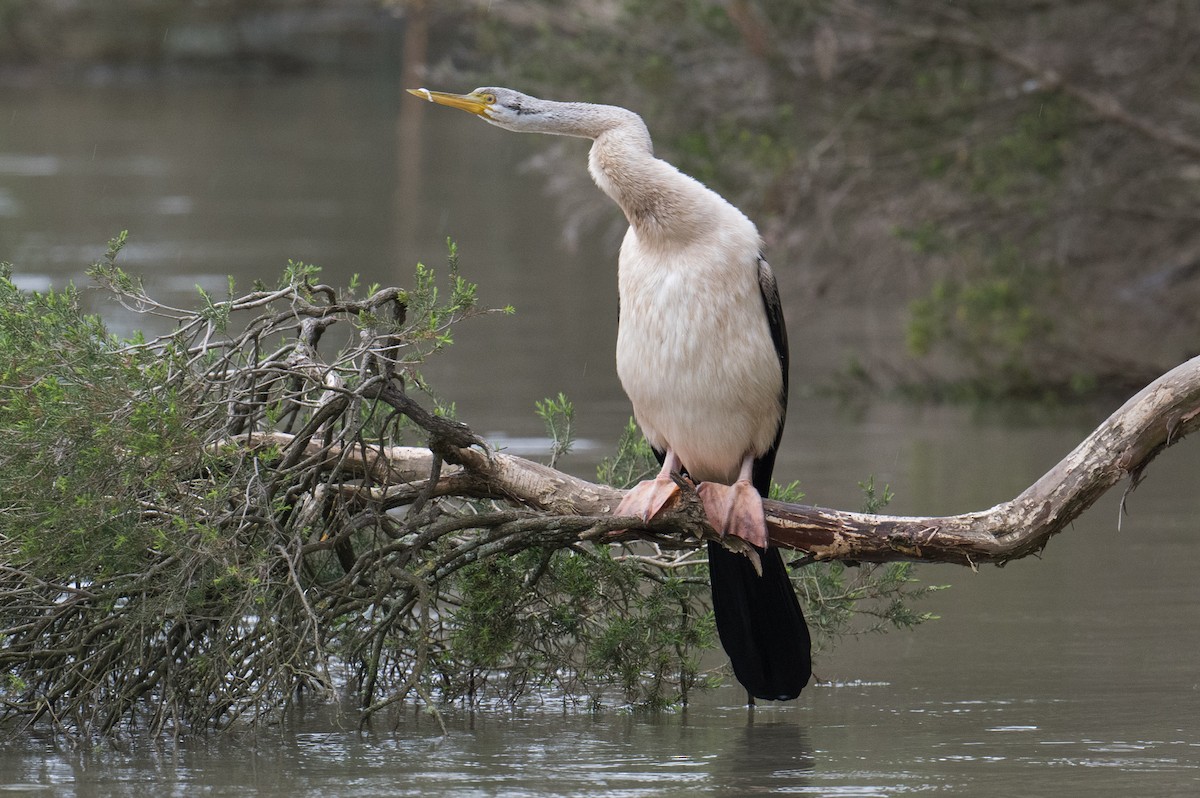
[
  {"xmin": 614, "ymin": 475, "xmax": 682, "ymax": 524},
  {"xmin": 697, "ymin": 479, "xmax": 769, "ymax": 549},
  {"xmin": 614, "ymin": 449, "xmax": 685, "ymax": 525}
]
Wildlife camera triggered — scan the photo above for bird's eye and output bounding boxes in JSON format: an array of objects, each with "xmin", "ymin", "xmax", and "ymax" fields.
[{"xmin": 483, "ymin": 93, "xmax": 497, "ymax": 105}]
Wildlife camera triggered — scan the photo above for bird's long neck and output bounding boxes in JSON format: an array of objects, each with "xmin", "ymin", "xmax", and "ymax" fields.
[
  {"xmin": 514, "ymin": 98, "xmax": 732, "ymax": 240},
  {"xmin": 572, "ymin": 106, "xmax": 714, "ymax": 240}
]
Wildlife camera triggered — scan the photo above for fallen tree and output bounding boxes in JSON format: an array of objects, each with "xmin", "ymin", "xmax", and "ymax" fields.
[
  {"xmin": 1, "ymin": 242, "xmax": 1196, "ymax": 739},
  {"xmin": 222, "ymin": 342, "xmax": 1200, "ymax": 568}
]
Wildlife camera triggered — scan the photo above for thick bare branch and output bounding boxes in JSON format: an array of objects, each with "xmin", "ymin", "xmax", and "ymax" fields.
[
  {"xmin": 219, "ymin": 354, "xmax": 1200, "ymax": 568},
  {"xmin": 770, "ymin": 354, "xmax": 1200, "ymax": 565},
  {"xmin": 854, "ymin": 4, "xmax": 1200, "ymax": 160}
]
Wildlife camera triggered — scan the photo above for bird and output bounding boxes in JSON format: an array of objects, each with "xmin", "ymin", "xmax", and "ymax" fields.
[{"xmin": 409, "ymin": 86, "xmax": 812, "ymax": 701}]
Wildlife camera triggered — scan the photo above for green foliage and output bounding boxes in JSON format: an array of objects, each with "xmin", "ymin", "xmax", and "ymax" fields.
[
  {"xmin": 535, "ymin": 392, "xmax": 575, "ymax": 468},
  {"xmin": 771, "ymin": 474, "xmax": 942, "ymax": 647},
  {"xmin": 906, "ymin": 237, "xmax": 1057, "ymax": 398},
  {"xmin": 966, "ymin": 97, "xmax": 1074, "ymax": 201},
  {"xmin": 672, "ymin": 109, "xmax": 799, "ymax": 194},
  {"xmin": 796, "ymin": 476, "xmax": 944, "ymax": 648},
  {"xmin": 0, "ymin": 263, "xmax": 198, "ymax": 579},
  {"xmin": 403, "ymin": 240, "xmax": 479, "ymax": 356},
  {"xmin": 799, "ymin": 560, "xmax": 945, "ymax": 648},
  {"xmin": 583, "ymin": 564, "xmax": 715, "ymax": 708},
  {"xmin": 444, "ymin": 546, "xmax": 714, "ymax": 708},
  {"xmin": 770, "ymin": 479, "xmax": 805, "ymax": 503},
  {"xmin": 597, "ymin": 418, "xmax": 660, "ymax": 490},
  {"xmin": 0, "ymin": 239, "xmax": 509, "ymax": 737},
  {"xmin": 893, "ymin": 221, "xmax": 953, "ymax": 256},
  {"xmin": 857, "ymin": 475, "xmax": 894, "ymax": 515},
  {"xmin": 876, "ymin": 57, "xmax": 1076, "ymax": 399}
]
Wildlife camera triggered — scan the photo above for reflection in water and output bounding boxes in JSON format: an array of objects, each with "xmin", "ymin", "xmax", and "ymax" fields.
[
  {"xmin": 2, "ymin": 73, "xmax": 1199, "ymax": 795},
  {"xmin": 6, "ymin": 690, "xmax": 1198, "ymax": 795},
  {"xmin": 711, "ymin": 719, "xmax": 813, "ymax": 795},
  {"xmin": 0, "ymin": 705, "xmax": 814, "ymax": 797}
]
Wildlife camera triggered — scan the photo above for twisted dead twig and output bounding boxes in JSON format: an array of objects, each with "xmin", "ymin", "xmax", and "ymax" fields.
[{"xmin": 219, "ymin": 354, "xmax": 1200, "ymax": 568}]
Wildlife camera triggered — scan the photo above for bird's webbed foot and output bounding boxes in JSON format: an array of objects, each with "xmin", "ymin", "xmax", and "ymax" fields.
[
  {"xmin": 697, "ymin": 479, "xmax": 769, "ymax": 550},
  {"xmin": 614, "ymin": 475, "xmax": 682, "ymax": 524},
  {"xmin": 614, "ymin": 450, "xmax": 685, "ymax": 524}
]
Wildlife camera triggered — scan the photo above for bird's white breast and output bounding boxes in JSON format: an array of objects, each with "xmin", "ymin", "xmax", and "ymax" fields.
[{"xmin": 615, "ymin": 217, "xmax": 783, "ymax": 486}]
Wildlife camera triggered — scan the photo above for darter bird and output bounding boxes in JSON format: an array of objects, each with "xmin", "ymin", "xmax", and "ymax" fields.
[{"xmin": 409, "ymin": 86, "xmax": 811, "ymax": 701}]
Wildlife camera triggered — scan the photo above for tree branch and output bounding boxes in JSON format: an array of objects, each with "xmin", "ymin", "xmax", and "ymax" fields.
[
  {"xmin": 855, "ymin": 4, "xmax": 1200, "ymax": 160},
  {"xmin": 219, "ymin": 354, "xmax": 1200, "ymax": 569}
]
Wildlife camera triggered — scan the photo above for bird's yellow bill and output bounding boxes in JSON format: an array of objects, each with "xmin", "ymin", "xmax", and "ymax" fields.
[{"xmin": 407, "ymin": 88, "xmax": 490, "ymax": 116}]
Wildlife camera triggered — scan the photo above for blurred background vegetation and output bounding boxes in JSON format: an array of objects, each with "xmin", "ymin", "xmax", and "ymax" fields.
[{"xmin": 3, "ymin": 0, "xmax": 1198, "ymax": 401}]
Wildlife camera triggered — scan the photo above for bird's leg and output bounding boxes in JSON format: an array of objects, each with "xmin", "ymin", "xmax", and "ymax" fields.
[
  {"xmin": 697, "ymin": 455, "xmax": 769, "ymax": 549},
  {"xmin": 614, "ymin": 449, "xmax": 684, "ymax": 523}
]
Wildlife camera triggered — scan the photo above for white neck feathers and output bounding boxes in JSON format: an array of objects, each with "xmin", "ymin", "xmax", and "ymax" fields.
[{"xmin": 582, "ymin": 107, "xmax": 739, "ymax": 242}]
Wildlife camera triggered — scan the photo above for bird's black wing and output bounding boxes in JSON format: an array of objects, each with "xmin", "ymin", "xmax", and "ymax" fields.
[
  {"xmin": 750, "ymin": 255, "xmax": 788, "ymax": 496},
  {"xmin": 706, "ymin": 253, "xmax": 810, "ymax": 701}
]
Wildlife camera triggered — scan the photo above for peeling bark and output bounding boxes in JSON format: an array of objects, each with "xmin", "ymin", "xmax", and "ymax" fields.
[{"xmin": 222, "ymin": 355, "xmax": 1200, "ymax": 569}]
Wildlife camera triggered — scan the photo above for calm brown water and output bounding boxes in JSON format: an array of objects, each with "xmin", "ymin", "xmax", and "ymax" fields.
[{"xmin": 2, "ymin": 73, "xmax": 1198, "ymax": 796}]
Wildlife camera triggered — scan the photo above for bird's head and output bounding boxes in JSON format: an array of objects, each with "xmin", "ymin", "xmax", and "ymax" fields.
[{"xmin": 407, "ymin": 86, "xmax": 541, "ymax": 132}]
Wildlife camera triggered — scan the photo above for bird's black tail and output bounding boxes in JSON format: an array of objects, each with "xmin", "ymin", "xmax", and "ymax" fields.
[{"xmin": 708, "ymin": 540, "xmax": 811, "ymax": 701}]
